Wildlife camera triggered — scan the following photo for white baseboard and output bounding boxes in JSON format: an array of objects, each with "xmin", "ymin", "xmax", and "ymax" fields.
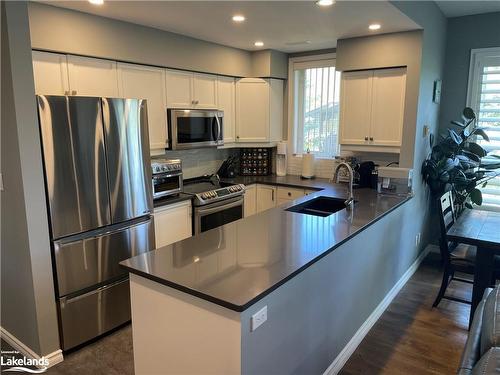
[
  {"xmin": 0, "ymin": 326, "xmax": 63, "ymax": 368},
  {"xmin": 323, "ymin": 245, "xmax": 431, "ymax": 375}
]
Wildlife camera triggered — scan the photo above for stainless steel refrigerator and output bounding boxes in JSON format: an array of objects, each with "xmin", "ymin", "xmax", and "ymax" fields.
[{"xmin": 37, "ymin": 95, "xmax": 155, "ymax": 350}]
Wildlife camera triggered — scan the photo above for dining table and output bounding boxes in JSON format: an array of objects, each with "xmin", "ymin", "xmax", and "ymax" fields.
[{"xmin": 446, "ymin": 208, "xmax": 500, "ymax": 324}]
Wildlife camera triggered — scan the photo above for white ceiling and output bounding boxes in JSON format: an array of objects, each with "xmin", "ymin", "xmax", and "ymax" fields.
[
  {"xmin": 40, "ymin": 1, "xmax": 421, "ymax": 53},
  {"xmin": 436, "ymin": 1, "xmax": 500, "ymax": 18}
]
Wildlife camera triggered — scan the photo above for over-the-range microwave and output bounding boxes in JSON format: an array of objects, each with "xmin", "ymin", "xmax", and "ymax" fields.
[{"xmin": 167, "ymin": 109, "xmax": 223, "ymax": 150}]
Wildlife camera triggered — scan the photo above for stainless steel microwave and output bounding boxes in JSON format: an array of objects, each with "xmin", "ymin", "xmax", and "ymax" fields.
[{"xmin": 168, "ymin": 109, "xmax": 223, "ymax": 150}]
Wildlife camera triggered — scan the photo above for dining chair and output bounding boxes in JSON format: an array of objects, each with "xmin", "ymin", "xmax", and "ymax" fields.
[{"xmin": 433, "ymin": 191, "xmax": 499, "ymax": 307}]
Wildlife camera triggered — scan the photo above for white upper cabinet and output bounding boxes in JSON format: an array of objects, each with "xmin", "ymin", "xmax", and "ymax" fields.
[
  {"xmin": 165, "ymin": 70, "xmax": 217, "ymax": 108},
  {"xmin": 118, "ymin": 63, "xmax": 168, "ymax": 150},
  {"xmin": 193, "ymin": 73, "xmax": 217, "ymax": 108},
  {"xmin": 370, "ymin": 68, "xmax": 406, "ymax": 147},
  {"xmin": 339, "ymin": 70, "xmax": 373, "ymax": 145},
  {"xmin": 339, "ymin": 68, "xmax": 406, "ymax": 151},
  {"xmin": 217, "ymin": 76, "xmax": 236, "ymax": 143},
  {"xmin": 165, "ymin": 69, "xmax": 193, "ymax": 108},
  {"xmin": 67, "ymin": 55, "xmax": 119, "ymax": 97},
  {"xmin": 235, "ymin": 78, "xmax": 283, "ymax": 143},
  {"xmin": 32, "ymin": 51, "xmax": 70, "ymax": 95}
]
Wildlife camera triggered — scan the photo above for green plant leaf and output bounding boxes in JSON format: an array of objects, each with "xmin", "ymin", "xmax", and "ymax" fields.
[
  {"xmin": 482, "ymin": 181, "xmax": 488, "ymax": 188},
  {"xmin": 469, "ymin": 188, "xmax": 483, "ymax": 205},
  {"xmin": 465, "ymin": 142, "xmax": 487, "ymax": 157},
  {"xmin": 451, "ymin": 120, "xmax": 466, "ymax": 128},
  {"xmin": 463, "ymin": 107, "xmax": 476, "ymax": 120},
  {"xmin": 448, "ymin": 129, "xmax": 463, "ymax": 144},
  {"xmin": 465, "ymin": 202, "xmax": 473, "ymax": 209},
  {"xmin": 472, "ymin": 128, "xmax": 490, "ymax": 142}
]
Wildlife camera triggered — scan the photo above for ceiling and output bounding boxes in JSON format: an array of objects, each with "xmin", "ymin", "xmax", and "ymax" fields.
[
  {"xmin": 435, "ymin": 1, "xmax": 500, "ymax": 18},
  {"xmin": 40, "ymin": 1, "xmax": 421, "ymax": 53}
]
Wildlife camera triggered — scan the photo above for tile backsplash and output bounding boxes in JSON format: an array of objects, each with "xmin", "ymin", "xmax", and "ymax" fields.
[{"xmin": 153, "ymin": 148, "xmax": 238, "ymax": 179}]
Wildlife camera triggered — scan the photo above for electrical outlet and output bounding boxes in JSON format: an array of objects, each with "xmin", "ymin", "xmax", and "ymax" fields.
[{"xmin": 251, "ymin": 306, "xmax": 267, "ymax": 332}]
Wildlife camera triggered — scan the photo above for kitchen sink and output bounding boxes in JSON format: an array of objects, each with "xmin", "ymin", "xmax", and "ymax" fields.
[{"xmin": 285, "ymin": 196, "xmax": 353, "ymax": 217}]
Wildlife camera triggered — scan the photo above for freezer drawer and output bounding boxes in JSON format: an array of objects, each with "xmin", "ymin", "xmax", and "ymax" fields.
[
  {"xmin": 54, "ymin": 218, "xmax": 153, "ymax": 297},
  {"xmin": 59, "ymin": 278, "xmax": 131, "ymax": 350}
]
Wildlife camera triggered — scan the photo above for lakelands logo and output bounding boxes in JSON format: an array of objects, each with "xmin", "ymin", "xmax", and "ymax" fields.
[{"xmin": 1, "ymin": 350, "xmax": 48, "ymax": 373}]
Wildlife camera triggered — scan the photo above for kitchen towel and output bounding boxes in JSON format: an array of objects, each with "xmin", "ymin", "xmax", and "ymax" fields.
[{"xmin": 301, "ymin": 151, "xmax": 315, "ymax": 178}]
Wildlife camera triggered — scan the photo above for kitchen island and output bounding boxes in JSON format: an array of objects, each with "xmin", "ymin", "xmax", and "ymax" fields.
[{"xmin": 121, "ymin": 177, "xmax": 411, "ymax": 374}]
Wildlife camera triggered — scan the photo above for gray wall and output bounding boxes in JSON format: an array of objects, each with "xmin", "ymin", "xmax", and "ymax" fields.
[
  {"xmin": 336, "ymin": 30, "xmax": 423, "ymax": 168},
  {"xmin": 27, "ymin": 2, "xmax": 288, "ymax": 79},
  {"xmin": 440, "ymin": 12, "xmax": 500, "ymax": 128},
  {"xmin": 1, "ymin": 1, "xmax": 60, "ymax": 356}
]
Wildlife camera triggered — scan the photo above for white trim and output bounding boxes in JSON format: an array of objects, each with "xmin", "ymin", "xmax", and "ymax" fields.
[
  {"xmin": 0, "ymin": 326, "xmax": 64, "ymax": 368},
  {"xmin": 323, "ymin": 245, "xmax": 432, "ymax": 375},
  {"xmin": 466, "ymin": 47, "xmax": 500, "ymax": 109}
]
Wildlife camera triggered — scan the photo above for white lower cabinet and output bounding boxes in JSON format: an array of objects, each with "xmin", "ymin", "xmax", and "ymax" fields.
[
  {"xmin": 153, "ymin": 200, "xmax": 192, "ymax": 249},
  {"xmin": 244, "ymin": 184, "xmax": 257, "ymax": 217},
  {"xmin": 256, "ymin": 185, "xmax": 277, "ymax": 213}
]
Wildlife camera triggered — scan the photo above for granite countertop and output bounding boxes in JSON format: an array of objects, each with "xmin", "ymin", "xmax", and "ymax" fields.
[{"xmin": 122, "ymin": 175, "xmax": 412, "ymax": 312}]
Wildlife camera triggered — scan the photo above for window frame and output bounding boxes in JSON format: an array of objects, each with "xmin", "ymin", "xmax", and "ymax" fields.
[
  {"xmin": 287, "ymin": 53, "xmax": 338, "ymax": 159},
  {"xmin": 466, "ymin": 47, "xmax": 500, "ymax": 111}
]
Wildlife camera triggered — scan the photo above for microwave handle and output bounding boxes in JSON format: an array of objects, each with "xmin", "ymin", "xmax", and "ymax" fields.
[{"xmin": 214, "ymin": 115, "xmax": 222, "ymax": 143}]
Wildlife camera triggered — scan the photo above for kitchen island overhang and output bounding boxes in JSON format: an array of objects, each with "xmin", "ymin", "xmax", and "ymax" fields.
[{"xmin": 121, "ymin": 179, "xmax": 412, "ymax": 374}]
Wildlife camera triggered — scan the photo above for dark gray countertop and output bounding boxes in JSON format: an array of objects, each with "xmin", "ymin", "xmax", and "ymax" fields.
[
  {"xmin": 122, "ymin": 175, "xmax": 412, "ymax": 312},
  {"xmin": 153, "ymin": 193, "xmax": 192, "ymax": 208}
]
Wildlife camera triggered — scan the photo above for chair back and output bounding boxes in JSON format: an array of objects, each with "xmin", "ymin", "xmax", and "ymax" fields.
[{"xmin": 438, "ymin": 191, "xmax": 456, "ymax": 262}]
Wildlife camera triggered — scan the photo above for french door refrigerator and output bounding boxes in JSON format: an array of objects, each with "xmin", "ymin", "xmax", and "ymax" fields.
[{"xmin": 37, "ymin": 95, "xmax": 155, "ymax": 350}]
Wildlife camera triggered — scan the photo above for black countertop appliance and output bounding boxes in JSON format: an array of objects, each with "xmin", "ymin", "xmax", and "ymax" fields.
[{"xmin": 357, "ymin": 161, "xmax": 376, "ymax": 188}]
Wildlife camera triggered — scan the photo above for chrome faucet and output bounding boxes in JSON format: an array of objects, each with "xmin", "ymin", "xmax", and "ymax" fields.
[{"xmin": 332, "ymin": 162, "xmax": 354, "ymax": 209}]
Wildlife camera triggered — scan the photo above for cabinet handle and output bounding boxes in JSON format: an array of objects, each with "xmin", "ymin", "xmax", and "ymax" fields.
[
  {"xmin": 370, "ymin": 137, "xmax": 374, "ymax": 141},
  {"xmin": 236, "ymin": 136, "xmax": 240, "ymax": 139},
  {"xmin": 64, "ymin": 90, "xmax": 70, "ymax": 95},
  {"xmin": 288, "ymin": 192, "xmax": 292, "ymax": 197},
  {"xmin": 364, "ymin": 136, "xmax": 368, "ymax": 141},
  {"xmin": 195, "ymin": 100, "xmax": 199, "ymax": 104},
  {"xmin": 272, "ymin": 190, "xmax": 275, "ymax": 201},
  {"xmin": 71, "ymin": 90, "xmax": 77, "ymax": 95}
]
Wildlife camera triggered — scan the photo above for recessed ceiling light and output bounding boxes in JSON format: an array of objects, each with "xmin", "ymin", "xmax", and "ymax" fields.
[
  {"xmin": 369, "ymin": 23, "xmax": 381, "ymax": 30},
  {"xmin": 254, "ymin": 41, "xmax": 264, "ymax": 47},
  {"xmin": 89, "ymin": 0, "xmax": 104, "ymax": 4},
  {"xmin": 316, "ymin": 0, "xmax": 335, "ymax": 6},
  {"xmin": 232, "ymin": 15, "xmax": 245, "ymax": 22}
]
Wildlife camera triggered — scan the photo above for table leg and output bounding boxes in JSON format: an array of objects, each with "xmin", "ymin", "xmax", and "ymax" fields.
[{"xmin": 470, "ymin": 247, "xmax": 494, "ymax": 326}]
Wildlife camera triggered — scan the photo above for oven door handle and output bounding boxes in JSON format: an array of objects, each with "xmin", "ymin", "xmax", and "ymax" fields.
[
  {"xmin": 196, "ymin": 198, "xmax": 243, "ymax": 216},
  {"xmin": 152, "ymin": 171, "xmax": 182, "ymax": 179}
]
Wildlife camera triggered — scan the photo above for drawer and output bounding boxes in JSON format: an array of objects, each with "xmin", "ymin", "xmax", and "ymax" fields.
[
  {"xmin": 59, "ymin": 278, "xmax": 131, "ymax": 350},
  {"xmin": 277, "ymin": 186, "xmax": 305, "ymax": 200}
]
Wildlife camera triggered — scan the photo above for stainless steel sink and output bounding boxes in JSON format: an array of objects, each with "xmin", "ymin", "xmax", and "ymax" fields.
[{"xmin": 285, "ymin": 196, "xmax": 353, "ymax": 217}]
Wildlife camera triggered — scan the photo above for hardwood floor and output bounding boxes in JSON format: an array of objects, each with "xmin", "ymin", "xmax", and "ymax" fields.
[
  {"xmin": 340, "ymin": 253, "xmax": 471, "ymax": 375},
  {"xmin": 1, "ymin": 252, "xmax": 470, "ymax": 375}
]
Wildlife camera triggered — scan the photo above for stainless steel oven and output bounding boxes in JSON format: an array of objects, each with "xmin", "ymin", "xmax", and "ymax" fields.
[
  {"xmin": 168, "ymin": 109, "xmax": 223, "ymax": 150},
  {"xmin": 194, "ymin": 196, "xmax": 244, "ymax": 234},
  {"xmin": 152, "ymin": 159, "xmax": 183, "ymax": 199}
]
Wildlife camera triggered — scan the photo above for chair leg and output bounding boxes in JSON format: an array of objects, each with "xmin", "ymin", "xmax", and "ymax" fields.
[{"xmin": 433, "ymin": 265, "xmax": 451, "ymax": 307}]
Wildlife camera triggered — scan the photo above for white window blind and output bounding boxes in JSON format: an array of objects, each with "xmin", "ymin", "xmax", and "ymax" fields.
[
  {"xmin": 291, "ymin": 56, "xmax": 341, "ymax": 158},
  {"xmin": 468, "ymin": 47, "xmax": 500, "ymax": 211}
]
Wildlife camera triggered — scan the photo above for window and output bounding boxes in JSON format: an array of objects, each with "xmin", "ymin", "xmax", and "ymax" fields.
[
  {"xmin": 289, "ymin": 54, "xmax": 341, "ymax": 158},
  {"xmin": 467, "ymin": 47, "xmax": 500, "ymax": 211}
]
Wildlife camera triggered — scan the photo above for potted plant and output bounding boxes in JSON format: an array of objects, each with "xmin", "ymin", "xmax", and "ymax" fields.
[{"xmin": 421, "ymin": 107, "xmax": 500, "ymax": 208}]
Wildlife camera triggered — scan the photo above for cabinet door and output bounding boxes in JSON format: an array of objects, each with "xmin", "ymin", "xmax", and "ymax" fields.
[
  {"xmin": 370, "ymin": 68, "xmax": 406, "ymax": 147},
  {"xmin": 244, "ymin": 184, "xmax": 257, "ymax": 217},
  {"xmin": 269, "ymin": 79, "xmax": 284, "ymax": 142},
  {"xmin": 217, "ymin": 76, "xmax": 236, "ymax": 143},
  {"xmin": 193, "ymin": 73, "xmax": 217, "ymax": 109},
  {"xmin": 67, "ymin": 55, "xmax": 119, "ymax": 97},
  {"xmin": 153, "ymin": 201, "xmax": 192, "ymax": 248},
  {"xmin": 256, "ymin": 185, "xmax": 276, "ymax": 213},
  {"xmin": 32, "ymin": 51, "xmax": 70, "ymax": 95},
  {"xmin": 236, "ymin": 78, "xmax": 270, "ymax": 142},
  {"xmin": 277, "ymin": 186, "xmax": 305, "ymax": 201},
  {"xmin": 165, "ymin": 69, "xmax": 193, "ymax": 108},
  {"xmin": 339, "ymin": 71, "xmax": 372, "ymax": 145},
  {"xmin": 118, "ymin": 63, "xmax": 168, "ymax": 150}
]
